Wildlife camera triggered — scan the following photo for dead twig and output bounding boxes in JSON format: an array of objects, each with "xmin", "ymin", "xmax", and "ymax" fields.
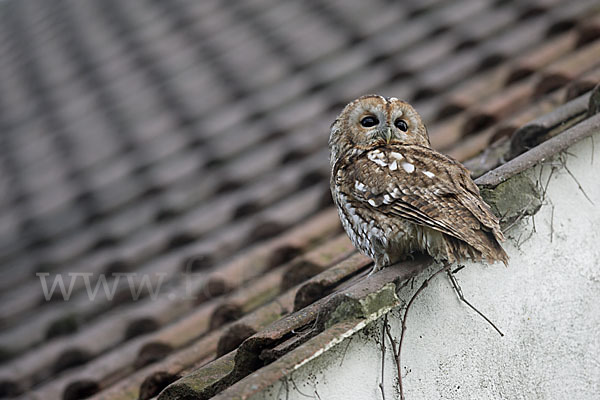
[
  {"xmin": 541, "ymin": 166, "xmax": 556, "ymax": 202},
  {"xmin": 383, "ymin": 264, "xmax": 505, "ymax": 399},
  {"xmin": 339, "ymin": 336, "xmax": 352, "ymax": 367},
  {"xmin": 446, "ymin": 269, "xmax": 504, "ymax": 337},
  {"xmin": 563, "ymin": 160, "xmax": 594, "ymax": 205},
  {"xmin": 550, "ymin": 204, "xmax": 555, "ymax": 243},
  {"xmin": 379, "ymin": 315, "xmax": 387, "ymax": 400},
  {"xmin": 394, "ymin": 265, "xmax": 447, "ymax": 400},
  {"xmin": 515, "ymin": 225, "xmax": 535, "ymax": 249},
  {"xmin": 503, "ymin": 199, "xmax": 534, "ymax": 232},
  {"xmin": 452, "ymin": 265, "xmax": 466, "ymax": 274},
  {"xmin": 278, "ymin": 377, "xmax": 289, "ymax": 400},
  {"xmin": 289, "ymin": 375, "xmax": 314, "ymax": 398},
  {"xmin": 383, "ymin": 320, "xmax": 400, "ymax": 393},
  {"xmin": 515, "ymin": 231, "xmax": 524, "ymax": 250}
]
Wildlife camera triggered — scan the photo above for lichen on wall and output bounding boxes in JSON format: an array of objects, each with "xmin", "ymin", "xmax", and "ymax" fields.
[{"xmin": 480, "ymin": 173, "xmax": 542, "ymax": 228}]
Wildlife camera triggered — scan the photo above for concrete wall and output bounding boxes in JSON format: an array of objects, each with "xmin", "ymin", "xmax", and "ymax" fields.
[{"xmin": 252, "ymin": 132, "xmax": 600, "ymax": 400}]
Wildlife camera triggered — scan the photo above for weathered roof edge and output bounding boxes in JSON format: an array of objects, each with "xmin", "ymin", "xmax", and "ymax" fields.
[{"xmin": 158, "ymin": 256, "xmax": 432, "ymax": 400}]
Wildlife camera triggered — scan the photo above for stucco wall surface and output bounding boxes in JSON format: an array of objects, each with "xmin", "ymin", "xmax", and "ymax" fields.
[{"xmin": 253, "ymin": 132, "xmax": 600, "ymax": 400}]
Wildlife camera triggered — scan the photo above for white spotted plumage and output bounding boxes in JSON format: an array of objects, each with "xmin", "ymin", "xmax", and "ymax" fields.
[
  {"xmin": 401, "ymin": 162, "xmax": 415, "ymax": 173},
  {"xmin": 329, "ymin": 95, "xmax": 508, "ymax": 275}
]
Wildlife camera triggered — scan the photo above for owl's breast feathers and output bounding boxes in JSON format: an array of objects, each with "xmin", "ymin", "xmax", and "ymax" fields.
[{"xmin": 333, "ymin": 144, "xmax": 508, "ymax": 265}]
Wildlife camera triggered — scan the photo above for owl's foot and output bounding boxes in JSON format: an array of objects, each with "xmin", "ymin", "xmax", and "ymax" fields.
[
  {"xmin": 366, "ymin": 263, "xmax": 382, "ymax": 277},
  {"xmin": 444, "ymin": 264, "xmax": 504, "ymax": 337}
]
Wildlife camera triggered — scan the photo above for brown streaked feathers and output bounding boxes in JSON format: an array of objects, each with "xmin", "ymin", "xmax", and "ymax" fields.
[{"xmin": 329, "ymin": 95, "xmax": 508, "ymax": 273}]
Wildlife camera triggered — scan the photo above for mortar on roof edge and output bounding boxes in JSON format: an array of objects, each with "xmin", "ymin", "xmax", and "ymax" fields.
[
  {"xmin": 480, "ymin": 172, "xmax": 542, "ymax": 228},
  {"xmin": 323, "ymin": 283, "xmax": 400, "ymax": 330},
  {"xmin": 158, "ymin": 351, "xmax": 236, "ymax": 400}
]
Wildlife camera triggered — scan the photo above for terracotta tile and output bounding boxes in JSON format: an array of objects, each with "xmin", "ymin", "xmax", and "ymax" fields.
[{"xmin": 534, "ymin": 38, "xmax": 600, "ymax": 97}]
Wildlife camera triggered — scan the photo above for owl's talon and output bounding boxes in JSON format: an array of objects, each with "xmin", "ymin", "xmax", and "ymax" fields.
[{"xmin": 366, "ymin": 263, "xmax": 381, "ymax": 277}]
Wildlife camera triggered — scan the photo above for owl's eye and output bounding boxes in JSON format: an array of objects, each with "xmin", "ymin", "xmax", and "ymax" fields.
[
  {"xmin": 394, "ymin": 119, "xmax": 409, "ymax": 132},
  {"xmin": 360, "ymin": 116, "xmax": 379, "ymax": 127}
]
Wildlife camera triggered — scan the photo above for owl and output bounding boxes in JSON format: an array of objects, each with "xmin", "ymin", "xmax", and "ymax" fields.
[{"xmin": 329, "ymin": 95, "xmax": 508, "ymax": 275}]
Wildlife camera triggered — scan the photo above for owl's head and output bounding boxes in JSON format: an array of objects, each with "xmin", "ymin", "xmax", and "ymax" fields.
[{"xmin": 329, "ymin": 95, "xmax": 430, "ymax": 163}]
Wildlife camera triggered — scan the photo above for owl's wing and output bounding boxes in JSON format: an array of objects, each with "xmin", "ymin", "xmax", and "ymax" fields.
[{"xmin": 343, "ymin": 144, "xmax": 504, "ymax": 249}]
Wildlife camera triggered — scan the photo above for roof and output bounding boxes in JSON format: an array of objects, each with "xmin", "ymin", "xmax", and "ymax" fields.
[{"xmin": 0, "ymin": 0, "xmax": 599, "ymax": 399}]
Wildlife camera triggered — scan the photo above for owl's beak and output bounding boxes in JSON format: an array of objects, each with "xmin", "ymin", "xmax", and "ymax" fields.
[{"xmin": 379, "ymin": 127, "xmax": 393, "ymax": 143}]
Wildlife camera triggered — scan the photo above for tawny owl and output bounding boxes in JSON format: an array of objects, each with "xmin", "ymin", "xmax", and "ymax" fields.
[{"xmin": 329, "ymin": 95, "xmax": 508, "ymax": 274}]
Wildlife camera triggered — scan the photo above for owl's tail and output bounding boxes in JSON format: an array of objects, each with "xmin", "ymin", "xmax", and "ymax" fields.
[{"xmin": 447, "ymin": 230, "xmax": 509, "ymax": 266}]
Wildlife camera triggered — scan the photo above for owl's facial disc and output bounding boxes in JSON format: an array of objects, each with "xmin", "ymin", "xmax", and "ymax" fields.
[
  {"xmin": 330, "ymin": 95, "xmax": 431, "ymax": 163},
  {"xmin": 352, "ymin": 97, "xmax": 415, "ymax": 144}
]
